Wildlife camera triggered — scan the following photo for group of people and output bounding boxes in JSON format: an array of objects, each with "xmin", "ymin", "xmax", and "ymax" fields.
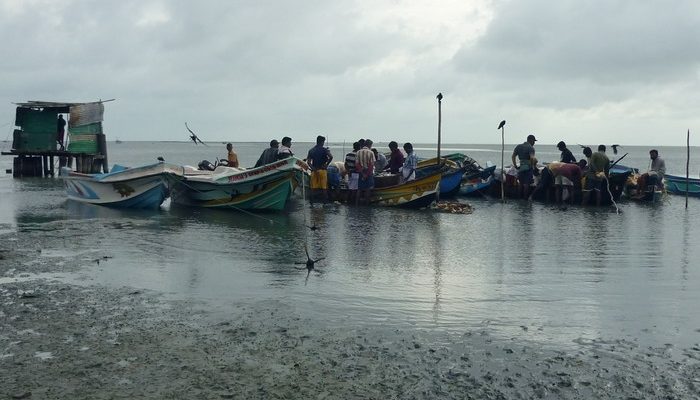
[
  {"xmin": 229, "ymin": 136, "xmax": 419, "ymax": 205},
  {"xmin": 304, "ymin": 136, "xmax": 418, "ymax": 205},
  {"xmin": 511, "ymin": 134, "xmax": 666, "ymax": 206},
  {"xmin": 338, "ymin": 138, "xmax": 417, "ymax": 205},
  {"xmin": 224, "ymin": 137, "xmax": 294, "ymax": 169}
]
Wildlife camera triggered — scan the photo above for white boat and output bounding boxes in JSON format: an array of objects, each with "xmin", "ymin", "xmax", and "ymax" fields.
[
  {"xmin": 61, "ymin": 162, "xmax": 184, "ymax": 209},
  {"xmin": 170, "ymin": 157, "xmax": 309, "ymax": 211}
]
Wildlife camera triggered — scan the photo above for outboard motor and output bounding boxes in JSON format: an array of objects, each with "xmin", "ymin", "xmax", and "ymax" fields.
[{"xmin": 198, "ymin": 160, "xmax": 216, "ymax": 171}]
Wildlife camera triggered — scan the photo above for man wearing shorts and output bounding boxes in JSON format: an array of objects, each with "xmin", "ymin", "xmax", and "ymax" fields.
[
  {"xmin": 306, "ymin": 135, "xmax": 333, "ymax": 204},
  {"xmin": 511, "ymin": 134, "xmax": 537, "ymax": 198},
  {"xmin": 552, "ymin": 162, "xmax": 582, "ymax": 204}
]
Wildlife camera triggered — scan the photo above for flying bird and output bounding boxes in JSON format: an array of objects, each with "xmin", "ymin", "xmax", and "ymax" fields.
[
  {"xmin": 498, "ymin": 120, "xmax": 506, "ymax": 130},
  {"xmin": 295, "ymin": 243, "xmax": 325, "ymax": 284},
  {"xmin": 185, "ymin": 122, "xmax": 207, "ymax": 145}
]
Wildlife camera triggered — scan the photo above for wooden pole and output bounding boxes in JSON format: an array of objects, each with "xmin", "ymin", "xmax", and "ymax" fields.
[
  {"xmin": 686, "ymin": 129, "xmax": 690, "ymax": 209},
  {"xmin": 434, "ymin": 93, "xmax": 443, "ymax": 203},
  {"xmin": 498, "ymin": 120, "xmax": 506, "ymax": 203},
  {"xmin": 436, "ymin": 93, "xmax": 443, "ymax": 164}
]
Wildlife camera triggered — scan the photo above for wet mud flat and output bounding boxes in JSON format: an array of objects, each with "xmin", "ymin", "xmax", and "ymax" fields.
[{"xmin": 2, "ymin": 245, "xmax": 700, "ymax": 399}]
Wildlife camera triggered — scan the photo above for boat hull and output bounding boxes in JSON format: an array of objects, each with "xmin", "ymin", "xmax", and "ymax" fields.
[
  {"xmin": 459, "ymin": 165, "xmax": 496, "ymax": 196},
  {"xmin": 61, "ymin": 163, "xmax": 183, "ymax": 209},
  {"xmin": 370, "ymin": 173, "xmax": 441, "ymax": 208},
  {"xmin": 171, "ymin": 173, "xmax": 294, "ymax": 211},
  {"xmin": 416, "ymin": 162, "xmax": 463, "ymax": 197},
  {"xmin": 489, "ymin": 170, "xmax": 630, "ymax": 205},
  {"xmin": 665, "ymin": 174, "xmax": 700, "ymax": 197},
  {"xmin": 170, "ymin": 157, "xmax": 307, "ymax": 211}
]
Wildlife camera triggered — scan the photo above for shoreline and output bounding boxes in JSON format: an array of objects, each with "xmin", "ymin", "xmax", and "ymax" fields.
[{"xmin": 2, "ymin": 234, "xmax": 699, "ymax": 399}]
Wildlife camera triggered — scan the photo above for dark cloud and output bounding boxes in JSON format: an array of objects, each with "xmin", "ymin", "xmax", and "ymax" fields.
[
  {"xmin": 1, "ymin": 1, "xmax": 698, "ymax": 145},
  {"xmin": 452, "ymin": 0, "xmax": 700, "ymax": 108}
]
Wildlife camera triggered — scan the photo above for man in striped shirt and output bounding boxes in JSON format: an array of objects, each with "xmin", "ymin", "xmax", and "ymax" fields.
[
  {"xmin": 344, "ymin": 142, "xmax": 360, "ymax": 204},
  {"xmin": 356, "ymin": 140, "xmax": 376, "ymax": 205}
]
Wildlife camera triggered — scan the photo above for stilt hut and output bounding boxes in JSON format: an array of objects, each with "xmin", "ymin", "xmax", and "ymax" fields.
[{"xmin": 1, "ymin": 100, "xmax": 111, "ymax": 177}]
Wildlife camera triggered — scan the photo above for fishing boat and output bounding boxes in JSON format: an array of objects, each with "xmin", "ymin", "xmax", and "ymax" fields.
[
  {"xmin": 612, "ymin": 164, "xmax": 665, "ymax": 203},
  {"xmin": 416, "ymin": 157, "xmax": 464, "ymax": 197},
  {"xmin": 459, "ymin": 165, "xmax": 496, "ymax": 196},
  {"xmin": 61, "ymin": 162, "xmax": 185, "ymax": 209},
  {"xmin": 370, "ymin": 172, "xmax": 442, "ymax": 208},
  {"xmin": 664, "ymin": 174, "xmax": 700, "ymax": 197},
  {"xmin": 170, "ymin": 157, "xmax": 308, "ymax": 211},
  {"xmin": 488, "ymin": 165, "xmax": 630, "ymax": 205}
]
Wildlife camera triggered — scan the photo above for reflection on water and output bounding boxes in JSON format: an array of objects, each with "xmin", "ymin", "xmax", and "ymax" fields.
[{"xmin": 2, "ymin": 142, "xmax": 700, "ymax": 353}]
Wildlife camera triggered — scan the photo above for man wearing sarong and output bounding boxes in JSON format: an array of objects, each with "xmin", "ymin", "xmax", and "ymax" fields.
[
  {"xmin": 306, "ymin": 135, "xmax": 333, "ymax": 204},
  {"xmin": 344, "ymin": 142, "xmax": 361, "ymax": 204},
  {"xmin": 355, "ymin": 141, "xmax": 375, "ymax": 205}
]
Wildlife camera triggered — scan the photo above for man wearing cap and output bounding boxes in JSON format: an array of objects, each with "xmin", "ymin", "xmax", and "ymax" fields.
[
  {"xmin": 511, "ymin": 134, "xmax": 537, "ymax": 198},
  {"xmin": 557, "ymin": 141, "xmax": 577, "ymax": 164},
  {"xmin": 254, "ymin": 139, "xmax": 280, "ymax": 167}
]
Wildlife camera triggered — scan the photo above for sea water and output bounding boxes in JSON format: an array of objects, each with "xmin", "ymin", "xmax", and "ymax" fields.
[{"xmin": 1, "ymin": 140, "xmax": 699, "ymax": 352}]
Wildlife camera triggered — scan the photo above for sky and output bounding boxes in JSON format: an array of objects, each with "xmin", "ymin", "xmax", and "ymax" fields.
[{"xmin": 1, "ymin": 0, "xmax": 699, "ymax": 146}]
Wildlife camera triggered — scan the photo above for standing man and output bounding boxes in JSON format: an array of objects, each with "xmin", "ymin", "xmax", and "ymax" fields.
[
  {"xmin": 344, "ymin": 142, "xmax": 360, "ymax": 204},
  {"xmin": 278, "ymin": 136, "xmax": 293, "ymax": 159},
  {"xmin": 386, "ymin": 141, "xmax": 405, "ymax": 174},
  {"xmin": 557, "ymin": 141, "xmax": 576, "ymax": 163},
  {"xmin": 511, "ymin": 134, "xmax": 537, "ymax": 198},
  {"xmin": 57, "ymin": 114, "xmax": 66, "ymax": 151},
  {"xmin": 306, "ymin": 135, "xmax": 333, "ymax": 204},
  {"xmin": 226, "ymin": 143, "xmax": 239, "ymax": 167},
  {"xmin": 355, "ymin": 140, "xmax": 376, "ymax": 205},
  {"xmin": 254, "ymin": 139, "xmax": 280, "ymax": 167},
  {"xmin": 582, "ymin": 145, "xmax": 610, "ymax": 206},
  {"xmin": 635, "ymin": 149, "xmax": 666, "ymax": 197},
  {"xmin": 401, "ymin": 142, "xmax": 418, "ymax": 182}
]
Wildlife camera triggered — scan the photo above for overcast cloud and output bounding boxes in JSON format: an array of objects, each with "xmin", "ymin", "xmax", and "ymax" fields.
[{"xmin": 1, "ymin": 0, "xmax": 698, "ymax": 145}]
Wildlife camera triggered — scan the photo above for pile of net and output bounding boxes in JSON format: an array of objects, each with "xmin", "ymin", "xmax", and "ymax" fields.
[{"xmin": 432, "ymin": 201, "xmax": 473, "ymax": 214}]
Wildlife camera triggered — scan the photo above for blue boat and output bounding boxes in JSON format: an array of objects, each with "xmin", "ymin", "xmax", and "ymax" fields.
[
  {"xmin": 459, "ymin": 165, "xmax": 496, "ymax": 196},
  {"xmin": 665, "ymin": 174, "xmax": 700, "ymax": 197},
  {"xmin": 416, "ymin": 157, "xmax": 464, "ymax": 197},
  {"xmin": 61, "ymin": 162, "xmax": 185, "ymax": 209}
]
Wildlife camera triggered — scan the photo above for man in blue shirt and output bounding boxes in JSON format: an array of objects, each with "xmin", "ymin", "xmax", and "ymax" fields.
[{"xmin": 306, "ymin": 135, "xmax": 333, "ymax": 204}]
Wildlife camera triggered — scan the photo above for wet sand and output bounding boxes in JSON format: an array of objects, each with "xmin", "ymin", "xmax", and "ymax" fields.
[{"xmin": 2, "ymin": 236, "xmax": 700, "ymax": 399}]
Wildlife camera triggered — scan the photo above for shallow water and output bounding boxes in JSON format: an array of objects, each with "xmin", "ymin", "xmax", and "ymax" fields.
[{"xmin": 1, "ymin": 141, "xmax": 700, "ymax": 354}]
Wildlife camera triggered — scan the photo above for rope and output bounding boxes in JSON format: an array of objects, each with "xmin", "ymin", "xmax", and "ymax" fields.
[
  {"xmin": 604, "ymin": 175, "xmax": 620, "ymax": 214},
  {"xmin": 301, "ymin": 169, "xmax": 309, "ymax": 249}
]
